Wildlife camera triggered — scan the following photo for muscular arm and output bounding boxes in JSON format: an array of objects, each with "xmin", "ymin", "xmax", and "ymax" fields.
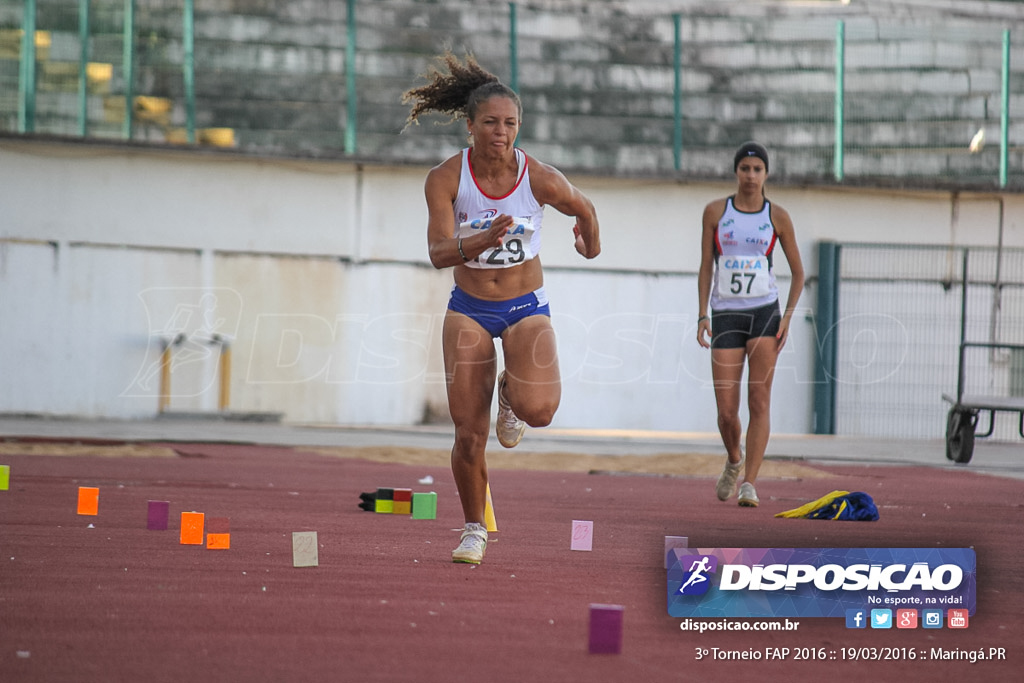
[
  {"xmin": 425, "ymin": 156, "xmax": 510, "ymax": 269},
  {"xmin": 529, "ymin": 159, "xmax": 601, "ymax": 259}
]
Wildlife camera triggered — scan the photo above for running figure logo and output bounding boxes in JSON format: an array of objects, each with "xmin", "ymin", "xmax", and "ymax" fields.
[
  {"xmin": 677, "ymin": 555, "xmax": 718, "ymax": 596},
  {"xmin": 123, "ymin": 287, "xmax": 242, "ymax": 401}
]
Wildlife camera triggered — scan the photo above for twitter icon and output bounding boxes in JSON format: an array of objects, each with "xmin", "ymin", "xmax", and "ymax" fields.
[{"xmin": 870, "ymin": 609, "xmax": 892, "ymax": 629}]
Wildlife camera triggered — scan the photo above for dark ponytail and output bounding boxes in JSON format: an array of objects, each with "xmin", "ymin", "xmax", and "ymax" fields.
[{"xmin": 403, "ymin": 52, "xmax": 521, "ymax": 127}]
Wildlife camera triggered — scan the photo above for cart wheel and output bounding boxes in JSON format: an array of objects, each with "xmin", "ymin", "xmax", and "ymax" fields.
[{"xmin": 945, "ymin": 408, "xmax": 975, "ymax": 464}]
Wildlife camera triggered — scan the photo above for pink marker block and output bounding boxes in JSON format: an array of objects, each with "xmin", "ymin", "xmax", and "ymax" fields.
[
  {"xmin": 571, "ymin": 520, "xmax": 593, "ymax": 551},
  {"xmin": 147, "ymin": 501, "xmax": 170, "ymax": 530},
  {"xmin": 664, "ymin": 536, "xmax": 689, "ymax": 569},
  {"xmin": 588, "ymin": 604, "xmax": 624, "ymax": 654}
]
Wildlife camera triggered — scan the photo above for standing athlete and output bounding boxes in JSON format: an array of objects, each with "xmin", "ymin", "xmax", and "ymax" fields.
[{"xmin": 696, "ymin": 142, "xmax": 804, "ymax": 508}]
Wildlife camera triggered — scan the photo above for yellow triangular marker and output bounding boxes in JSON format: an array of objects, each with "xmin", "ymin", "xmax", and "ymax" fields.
[{"xmin": 484, "ymin": 483, "xmax": 498, "ymax": 533}]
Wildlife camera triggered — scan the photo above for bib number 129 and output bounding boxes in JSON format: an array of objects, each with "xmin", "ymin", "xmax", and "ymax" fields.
[{"xmin": 485, "ymin": 238, "xmax": 525, "ymax": 266}]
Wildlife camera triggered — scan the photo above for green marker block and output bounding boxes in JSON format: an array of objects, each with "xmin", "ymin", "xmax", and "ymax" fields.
[
  {"xmin": 411, "ymin": 492, "xmax": 437, "ymax": 520},
  {"xmin": 0, "ymin": 465, "xmax": 9, "ymax": 491}
]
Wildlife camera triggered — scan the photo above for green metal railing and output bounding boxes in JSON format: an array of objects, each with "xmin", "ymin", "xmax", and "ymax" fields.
[
  {"xmin": 344, "ymin": 0, "xmax": 356, "ymax": 154},
  {"xmin": 1001, "ymin": 28, "xmax": 1011, "ymax": 189},
  {"xmin": 77, "ymin": 0, "xmax": 88, "ymax": 136},
  {"xmin": 4, "ymin": 2, "xmax": 1019, "ymax": 188},
  {"xmin": 833, "ymin": 20, "xmax": 845, "ymax": 182},
  {"xmin": 673, "ymin": 13, "xmax": 682, "ymax": 171},
  {"xmin": 17, "ymin": 0, "xmax": 36, "ymax": 133},
  {"xmin": 507, "ymin": 1, "xmax": 517, "ymax": 94},
  {"xmin": 121, "ymin": 0, "xmax": 133, "ymax": 139},
  {"xmin": 183, "ymin": 0, "xmax": 194, "ymax": 143}
]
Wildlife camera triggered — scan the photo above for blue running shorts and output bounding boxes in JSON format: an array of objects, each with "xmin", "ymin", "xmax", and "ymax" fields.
[{"xmin": 447, "ymin": 286, "xmax": 551, "ymax": 338}]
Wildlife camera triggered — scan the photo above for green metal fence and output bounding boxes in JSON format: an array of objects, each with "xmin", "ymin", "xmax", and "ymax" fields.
[
  {"xmin": 814, "ymin": 240, "xmax": 1024, "ymax": 439},
  {"xmin": 1, "ymin": 0, "xmax": 1020, "ymax": 188}
]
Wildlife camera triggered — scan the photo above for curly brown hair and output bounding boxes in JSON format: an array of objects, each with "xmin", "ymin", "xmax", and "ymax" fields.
[{"xmin": 402, "ymin": 51, "xmax": 521, "ymax": 127}]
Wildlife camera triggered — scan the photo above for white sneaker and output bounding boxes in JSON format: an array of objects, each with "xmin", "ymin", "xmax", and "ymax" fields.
[
  {"xmin": 715, "ymin": 457, "xmax": 744, "ymax": 501},
  {"xmin": 452, "ymin": 523, "xmax": 488, "ymax": 564},
  {"xmin": 495, "ymin": 371, "xmax": 526, "ymax": 448},
  {"xmin": 738, "ymin": 482, "xmax": 760, "ymax": 507}
]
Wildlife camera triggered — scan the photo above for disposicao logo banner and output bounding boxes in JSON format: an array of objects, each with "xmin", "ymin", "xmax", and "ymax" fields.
[{"xmin": 667, "ymin": 548, "xmax": 976, "ymax": 618}]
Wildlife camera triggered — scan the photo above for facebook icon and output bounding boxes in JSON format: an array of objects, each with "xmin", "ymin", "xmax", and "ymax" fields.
[{"xmin": 845, "ymin": 609, "xmax": 867, "ymax": 629}]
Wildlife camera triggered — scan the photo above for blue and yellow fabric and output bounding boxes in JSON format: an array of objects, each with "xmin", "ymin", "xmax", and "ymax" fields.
[{"xmin": 775, "ymin": 490, "xmax": 879, "ymax": 521}]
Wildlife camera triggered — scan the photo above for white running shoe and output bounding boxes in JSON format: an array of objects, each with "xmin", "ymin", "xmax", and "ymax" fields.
[
  {"xmin": 495, "ymin": 371, "xmax": 526, "ymax": 448},
  {"xmin": 738, "ymin": 482, "xmax": 760, "ymax": 507},
  {"xmin": 715, "ymin": 457, "xmax": 744, "ymax": 501},
  {"xmin": 451, "ymin": 522, "xmax": 488, "ymax": 564}
]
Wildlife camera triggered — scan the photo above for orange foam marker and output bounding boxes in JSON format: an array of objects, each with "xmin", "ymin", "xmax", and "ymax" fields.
[
  {"xmin": 77, "ymin": 487, "xmax": 99, "ymax": 516},
  {"xmin": 180, "ymin": 511, "xmax": 205, "ymax": 545},
  {"xmin": 206, "ymin": 517, "xmax": 230, "ymax": 549},
  {"xmin": 206, "ymin": 533, "xmax": 230, "ymax": 550}
]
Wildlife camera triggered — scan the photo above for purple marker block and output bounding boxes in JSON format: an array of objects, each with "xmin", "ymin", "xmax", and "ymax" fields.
[
  {"xmin": 147, "ymin": 500, "xmax": 170, "ymax": 530},
  {"xmin": 588, "ymin": 604, "xmax": 624, "ymax": 654}
]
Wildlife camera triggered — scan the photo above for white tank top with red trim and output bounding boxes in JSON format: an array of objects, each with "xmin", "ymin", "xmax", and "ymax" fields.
[
  {"xmin": 453, "ymin": 147, "xmax": 544, "ymax": 269},
  {"xmin": 710, "ymin": 196, "xmax": 779, "ymax": 311}
]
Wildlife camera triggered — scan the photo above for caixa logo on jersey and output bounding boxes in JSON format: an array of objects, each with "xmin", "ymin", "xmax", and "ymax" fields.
[{"xmin": 667, "ymin": 548, "xmax": 976, "ymax": 618}]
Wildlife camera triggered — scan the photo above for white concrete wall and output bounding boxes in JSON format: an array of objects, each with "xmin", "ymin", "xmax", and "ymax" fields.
[{"xmin": 2, "ymin": 138, "xmax": 1022, "ymax": 432}]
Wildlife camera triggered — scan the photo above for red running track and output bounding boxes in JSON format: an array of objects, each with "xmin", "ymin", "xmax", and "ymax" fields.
[{"xmin": 0, "ymin": 441, "xmax": 1020, "ymax": 682}]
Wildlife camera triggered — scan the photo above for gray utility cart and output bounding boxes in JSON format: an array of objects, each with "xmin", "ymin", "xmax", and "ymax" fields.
[{"xmin": 942, "ymin": 249, "xmax": 1024, "ymax": 464}]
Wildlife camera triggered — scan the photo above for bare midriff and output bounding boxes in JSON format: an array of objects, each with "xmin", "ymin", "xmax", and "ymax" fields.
[{"xmin": 453, "ymin": 256, "xmax": 543, "ymax": 301}]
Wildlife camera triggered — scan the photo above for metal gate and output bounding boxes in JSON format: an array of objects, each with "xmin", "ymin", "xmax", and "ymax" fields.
[{"xmin": 814, "ymin": 242, "xmax": 1024, "ymax": 440}]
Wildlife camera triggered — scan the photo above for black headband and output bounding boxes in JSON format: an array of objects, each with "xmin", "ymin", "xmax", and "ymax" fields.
[{"xmin": 733, "ymin": 142, "xmax": 769, "ymax": 173}]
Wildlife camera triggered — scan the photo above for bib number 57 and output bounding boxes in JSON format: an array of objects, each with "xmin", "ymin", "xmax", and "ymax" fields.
[{"xmin": 730, "ymin": 272, "xmax": 757, "ymax": 295}]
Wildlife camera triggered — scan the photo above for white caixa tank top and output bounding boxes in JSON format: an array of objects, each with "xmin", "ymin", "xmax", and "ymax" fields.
[
  {"xmin": 453, "ymin": 147, "xmax": 544, "ymax": 269},
  {"xmin": 710, "ymin": 196, "xmax": 779, "ymax": 311}
]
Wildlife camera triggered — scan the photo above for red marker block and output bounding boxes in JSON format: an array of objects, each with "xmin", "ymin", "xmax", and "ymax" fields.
[{"xmin": 392, "ymin": 488, "xmax": 412, "ymax": 515}]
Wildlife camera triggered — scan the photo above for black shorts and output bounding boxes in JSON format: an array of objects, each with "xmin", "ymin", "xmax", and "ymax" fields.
[{"xmin": 711, "ymin": 301, "xmax": 781, "ymax": 349}]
